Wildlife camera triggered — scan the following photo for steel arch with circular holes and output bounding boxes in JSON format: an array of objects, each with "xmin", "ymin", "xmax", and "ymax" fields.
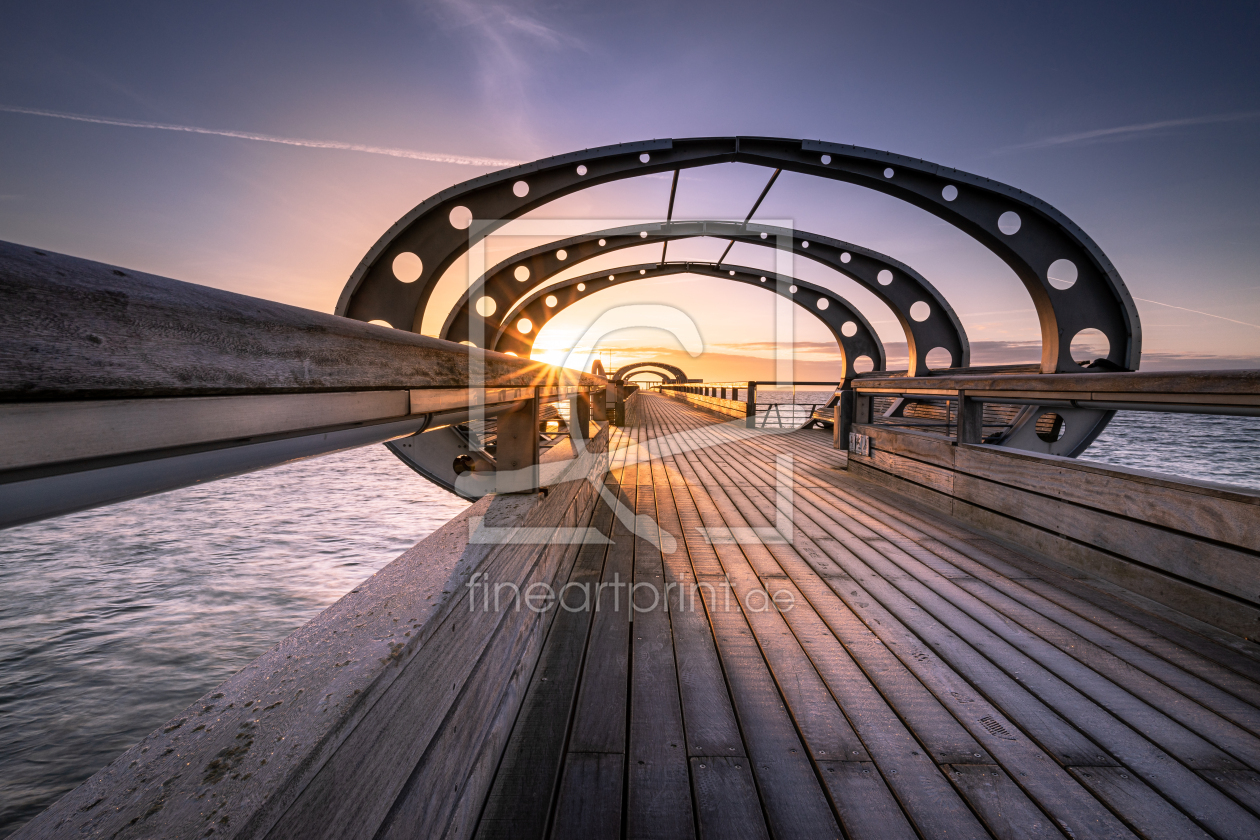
[
  {"xmin": 496, "ymin": 261, "xmax": 886, "ymax": 382},
  {"xmin": 338, "ymin": 137, "xmax": 1139, "ymax": 375},
  {"xmin": 442, "ymin": 220, "xmax": 952, "ymax": 376},
  {"xmin": 611, "ymin": 361, "xmax": 691, "ymax": 383}
]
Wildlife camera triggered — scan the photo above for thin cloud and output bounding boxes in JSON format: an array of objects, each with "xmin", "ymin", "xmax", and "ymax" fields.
[
  {"xmin": 1003, "ymin": 110, "xmax": 1260, "ymax": 151},
  {"xmin": 0, "ymin": 105, "xmax": 521, "ymax": 167},
  {"xmin": 1135, "ymin": 297, "xmax": 1260, "ymax": 330}
]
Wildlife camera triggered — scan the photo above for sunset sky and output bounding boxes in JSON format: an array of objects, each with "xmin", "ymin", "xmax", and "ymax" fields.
[{"xmin": 2, "ymin": 0, "xmax": 1258, "ymax": 379}]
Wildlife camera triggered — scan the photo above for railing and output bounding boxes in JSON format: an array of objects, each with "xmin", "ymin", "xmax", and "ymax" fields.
[
  {"xmin": 851, "ymin": 369, "xmax": 1260, "ymax": 442},
  {"xmin": 651, "ymin": 380, "xmax": 841, "ymax": 429},
  {"xmin": 0, "ymin": 241, "xmax": 606, "ymax": 527}
]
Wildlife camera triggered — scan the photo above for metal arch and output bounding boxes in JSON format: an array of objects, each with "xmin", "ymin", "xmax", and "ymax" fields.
[
  {"xmin": 611, "ymin": 361, "xmax": 690, "ymax": 383},
  {"xmin": 441, "ymin": 220, "xmax": 952, "ymax": 376},
  {"xmin": 493, "ymin": 261, "xmax": 886, "ymax": 382},
  {"xmin": 337, "ymin": 136, "xmax": 1138, "ymax": 375}
]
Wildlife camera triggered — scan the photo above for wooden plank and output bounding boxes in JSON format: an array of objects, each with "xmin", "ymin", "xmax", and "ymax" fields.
[
  {"xmin": 689, "ymin": 758, "xmax": 771, "ymax": 840},
  {"xmin": 955, "ymin": 445, "xmax": 1260, "ymax": 551},
  {"xmin": 1067, "ymin": 767, "xmax": 1214, "ymax": 840},
  {"xmin": 816, "ymin": 761, "xmax": 917, "ymax": 840},
  {"xmin": 566, "ymin": 487, "xmax": 635, "ymax": 754},
  {"xmin": 549, "ymin": 753, "xmax": 623, "ymax": 840},
  {"xmin": 626, "ymin": 485, "xmax": 694, "ymax": 840},
  {"xmin": 946, "ymin": 764, "xmax": 1066, "ymax": 839},
  {"xmin": 824, "ymin": 486, "xmax": 1260, "ymax": 740},
  {"xmin": 652, "ymin": 470, "xmax": 746, "ymax": 757},
  {"xmin": 854, "ymin": 422, "xmax": 957, "ymax": 469},
  {"xmin": 849, "ymin": 447, "xmax": 956, "ymax": 495},
  {"xmin": 473, "ymin": 500, "xmax": 615, "ymax": 839},
  {"xmin": 834, "ymin": 463, "xmax": 1260, "ymax": 676},
  {"xmin": 663, "ymin": 410, "xmax": 1135, "ymax": 839},
  {"xmin": 0, "ymin": 240, "xmax": 599, "ymax": 400},
  {"xmin": 376, "ymin": 540, "xmax": 579, "ymax": 840}
]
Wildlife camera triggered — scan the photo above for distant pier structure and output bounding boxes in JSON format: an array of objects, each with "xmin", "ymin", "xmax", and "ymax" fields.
[{"xmin": 5, "ymin": 138, "xmax": 1260, "ymax": 839}]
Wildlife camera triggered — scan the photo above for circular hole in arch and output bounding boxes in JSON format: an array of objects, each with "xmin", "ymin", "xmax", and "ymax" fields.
[
  {"xmin": 877, "ymin": 269, "xmax": 893, "ymax": 285},
  {"xmin": 817, "ymin": 298, "xmax": 830, "ymax": 311},
  {"xmin": 576, "ymin": 164, "xmax": 588, "ymax": 176},
  {"xmin": 926, "ymin": 347, "xmax": 953, "ymax": 369},
  {"xmin": 821, "ymin": 154, "xmax": 832, "ymax": 164},
  {"xmin": 789, "ymin": 285, "xmax": 798, "ymax": 294},
  {"xmin": 368, "ymin": 319, "xmax": 394, "ymax": 329},
  {"xmin": 449, "ymin": 205, "xmax": 472, "ymax": 230},
  {"xmin": 840, "ymin": 252, "xmax": 852, "ymax": 263},
  {"xmin": 545, "ymin": 295, "xmax": 559, "ymax": 307},
  {"xmin": 639, "ymin": 269, "xmax": 646, "ymax": 275},
  {"xmin": 841, "ymin": 321, "xmax": 858, "ymax": 337},
  {"xmin": 517, "ymin": 317, "xmax": 533, "ymax": 334},
  {"xmin": 883, "ymin": 167, "xmax": 894, "ymax": 178},
  {"xmin": 1047, "ymin": 258, "xmax": 1078, "ymax": 290},
  {"xmin": 760, "ymin": 232, "xmax": 768, "ymax": 239},
  {"xmin": 760, "ymin": 276, "xmax": 767, "ymax": 283},
  {"xmin": 639, "ymin": 153, "xmax": 651, "ymax": 163},
  {"xmin": 392, "ymin": 252, "xmax": 423, "ymax": 283},
  {"xmin": 1035, "ymin": 412, "xmax": 1068, "ymax": 443},
  {"xmin": 1070, "ymin": 328, "xmax": 1111, "ymax": 366},
  {"xmin": 853, "ymin": 355, "xmax": 875, "ymax": 374},
  {"xmin": 512, "ymin": 181, "xmax": 529, "ymax": 198},
  {"xmin": 514, "ymin": 265, "xmax": 531, "ymax": 282},
  {"xmin": 556, "ymin": 249, "xmax": 568, "ymax": 261},
  {"xmin": 942, "ymin": 184, "xmax": 958, "ymax": 201},
  {"xmin": 475, "ymin": 296, "xmax": 497, "ymax": 317},
  {"xmin": 577, "ymin": 283, "xmax": 586, "ymax": 291},
  {"xmin": 639, "ymin": 231, "xmax": 649, "ymax": 239},
  {"xmin": 598, "ymin": 238, "xmax": 607, "ymax": 246},
  {"xmin": 608, "ymin": 275, "xmax": 615, "ymax": 281},
  {"xmin": 910, "ymin": 301, "xmax": 931, "ymax": 322},
  {"xmin": 998, "ymin": 211, "xmax": 1022, "ymax": 235},
  {"xmin": 729, "ymin": 270, "xmax": 735, "ymax": 276},
  {"xmin": 801, "ymin": 240, "xmax": 810, "ymax": 248}
]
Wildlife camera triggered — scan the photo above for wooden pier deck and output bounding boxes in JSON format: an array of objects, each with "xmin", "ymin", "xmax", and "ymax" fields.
[{"xmin": 474, "ymin": 392, "xmax": 1260, "ymax": 840}]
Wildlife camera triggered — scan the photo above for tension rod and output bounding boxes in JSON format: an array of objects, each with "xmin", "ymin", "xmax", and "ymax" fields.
[
  {"xmin": 717, "ymin": 168, "xmax": 781, "ymax": 267},
  {"xmin": 660, "ymin": 169, "xmax": 680, "ymax": 264}
]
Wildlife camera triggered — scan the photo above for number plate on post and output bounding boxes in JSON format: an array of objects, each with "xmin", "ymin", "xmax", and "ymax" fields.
[{"xmin": 848, "ymin": 432, "xmax": 870, "ymax": 456}]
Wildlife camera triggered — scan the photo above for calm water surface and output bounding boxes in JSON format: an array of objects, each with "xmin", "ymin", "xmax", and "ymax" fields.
[
  {"xmin": 1, "ymin": 412, "xmax": 1258, "ymax": 836},
  {"xmin": 0, "ymin": 445, "xmax": 467, "ymax": 837}
]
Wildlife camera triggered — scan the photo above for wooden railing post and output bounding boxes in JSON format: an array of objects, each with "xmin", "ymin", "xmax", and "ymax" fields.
[
  {"xmin": 834, "ymin": 390, "xmax": 855, "ymax": 450},
  {"xmin": 745, "ymin": 381, "xmax": 758, "ymax": 429},
  {"xmin": 957, "ymin": 390, "xmax": 983, "ymax": 445},
  {"xmin": 591, "ymin": 387, "xmax": 608, "ymax": 422},
  {"xmin": 495, "ymin": 391, "xmax": 540, "ymax": 494},
  {"xmin": 570, "ymin": 390, "xmax": 592, "ymax": 443}
]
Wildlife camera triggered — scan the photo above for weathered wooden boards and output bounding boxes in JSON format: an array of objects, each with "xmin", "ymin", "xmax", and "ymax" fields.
[
  {"xmin": 0, "ymin": 241, "xmax": 605, "ymax": 528},
  {"xmin": 0, "ymin": 240, "xmax": 600, "ymax": 400},
  {"xmin": 658, "ymin": 389, "xmax": 748, "ymax": 420},
  {"xmin": 473, "ymin": 393, "xmax": 1260, "ymax": 839},
  {"xmin": 846, "ymin": 421, "xmax": 1260, "ymax": 638},
  {"xmin": 14, "ymin": 429, "xmax": 609, "ymax": 840}
]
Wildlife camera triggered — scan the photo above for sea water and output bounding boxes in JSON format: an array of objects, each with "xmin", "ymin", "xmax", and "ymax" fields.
[{"xmin": 1, "ymin": 412, "xmax": 1258, "ymax": 836}]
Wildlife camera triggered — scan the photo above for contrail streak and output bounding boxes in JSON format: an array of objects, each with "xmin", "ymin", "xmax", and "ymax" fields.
[
  {"xmin": 0, "ymin": 105, "xmax": 522, "ymax": 167},
  {"xmin": 1003, "ymin": 110, "xmax": 1260, "ymax": 151},
  {"xmin": 1135, "ymin": 297, "xmax": 1260, "ymax": 330}
]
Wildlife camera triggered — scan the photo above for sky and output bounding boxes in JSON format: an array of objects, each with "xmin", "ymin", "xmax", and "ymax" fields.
[{"xmin": 2, "ymin": 0, "xmax": 1258, "ymax": 379}]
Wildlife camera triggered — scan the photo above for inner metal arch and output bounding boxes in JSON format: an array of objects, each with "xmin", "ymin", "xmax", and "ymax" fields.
[
  {"xmin": 442, "ymin": 220, "xmax": 953, "ymax": 376},
  {"xmin": 611, "ymin": 361, "xmax": 690, "ymax": 383},
  {"xmin": 493, "ymin": 261, "xmax": 886, "ymax": 383},
  {"xmin": 337, "ymin": 136, "xmax": 1139, "ymax": 374}
]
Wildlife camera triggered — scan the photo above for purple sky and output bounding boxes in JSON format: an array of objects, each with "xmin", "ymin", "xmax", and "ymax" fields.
[{"xmin": 2, "ymin": 0, "xmax": 1258, "ymax": 376}]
